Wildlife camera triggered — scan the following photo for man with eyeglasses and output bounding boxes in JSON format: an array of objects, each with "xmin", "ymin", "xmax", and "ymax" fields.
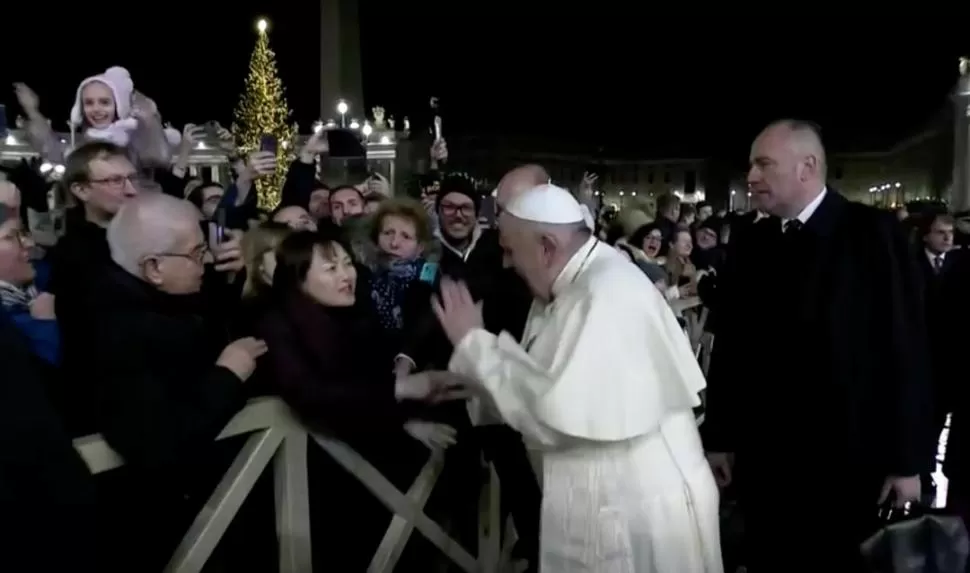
[
  {"xmin": 46, "ymin": 141, "xmax": 142, "ymax": 435},
  {"xmin": 91, "ymin": 192, "xmax": 265, "ymax": 570},
  {"xmin": 397, "ymin": 171, "xmax": 542, "ymax": 571}
]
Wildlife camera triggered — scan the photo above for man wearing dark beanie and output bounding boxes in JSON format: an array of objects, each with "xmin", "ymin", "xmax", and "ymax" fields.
[{"xmin": 398, "ymin": 171, "xmax": 541, "ymax": 570}]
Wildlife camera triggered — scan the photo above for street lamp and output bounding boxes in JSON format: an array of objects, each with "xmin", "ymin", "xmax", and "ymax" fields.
[
  {"xmin": 361, "ymin": 122, "xmax": 373, "ymax": 137},
  {"xmin": 256, "ymin": 18, "xmax": 268, "ymax": 33},
  {"xmin": 336, "ymin": 100, "xmax": 349, "ymax": 127}
]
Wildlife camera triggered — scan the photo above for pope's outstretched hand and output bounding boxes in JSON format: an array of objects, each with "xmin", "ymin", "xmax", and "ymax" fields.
[{"xmin": 432, "ymin": 278, "xmax": 483, "ymax": 345}]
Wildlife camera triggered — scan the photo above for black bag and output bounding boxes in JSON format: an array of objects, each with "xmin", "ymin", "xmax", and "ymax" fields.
[{"xmin": 860, "ymin": 498, "xmax": 969, "ymax": 573}]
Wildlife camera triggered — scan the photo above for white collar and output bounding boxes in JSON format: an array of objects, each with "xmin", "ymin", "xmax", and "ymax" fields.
[
  {"xmin": 926, "ymin": 249, "xmax": 946, "ymax": 261},
  {"xmin": 783, "ymin": 186, "xmax": 827, "ymax": 227}
]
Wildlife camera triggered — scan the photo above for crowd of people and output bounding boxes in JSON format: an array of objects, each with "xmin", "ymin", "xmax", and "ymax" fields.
[{"xmin": 1, "ymin": 66, "xmax": 968, "ymax": 573}]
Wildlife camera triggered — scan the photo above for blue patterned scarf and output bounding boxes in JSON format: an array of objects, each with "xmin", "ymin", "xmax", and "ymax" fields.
[{"xmin": 370, "ymin": 258, "xmax": 423, "ymax": 332}]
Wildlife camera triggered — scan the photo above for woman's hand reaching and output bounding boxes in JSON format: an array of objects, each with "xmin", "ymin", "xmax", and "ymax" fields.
[
  {"xmin": 395, "ymin": 371, "xmax": 472, "ymax": 403},
  {"xmin": 404, "ymin": 421, "xmax": 457, "ymax": 451}
]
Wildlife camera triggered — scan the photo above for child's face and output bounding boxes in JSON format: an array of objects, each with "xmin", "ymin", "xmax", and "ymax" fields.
[{"xmin": 81, "ymin": 81, "xmax": 116, "ymax": 128}]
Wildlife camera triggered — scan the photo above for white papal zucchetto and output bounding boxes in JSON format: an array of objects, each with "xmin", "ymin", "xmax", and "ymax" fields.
[{"xmin": 504, "ymin": 183, "xmax": 586, "ymax": 225}]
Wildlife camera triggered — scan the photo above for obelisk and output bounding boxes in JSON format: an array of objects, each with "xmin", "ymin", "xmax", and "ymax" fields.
[
  {"xmin": 952, "ymin": 57, "xmax": 970, "ymax": 210},
  {"xmin": 320, "ymin": 0, "xmax": 364, "ymax": 121}
]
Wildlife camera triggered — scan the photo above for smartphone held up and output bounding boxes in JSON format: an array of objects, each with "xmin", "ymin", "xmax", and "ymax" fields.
[{"xmin": 259, "ymin": 133, "xmax": 278, "ymax": 154}]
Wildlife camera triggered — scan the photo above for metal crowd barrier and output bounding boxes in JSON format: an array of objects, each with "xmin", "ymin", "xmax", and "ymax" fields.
[{"xmin": 72, "ymin": 397, "xmax": 508, "ymax": 573}]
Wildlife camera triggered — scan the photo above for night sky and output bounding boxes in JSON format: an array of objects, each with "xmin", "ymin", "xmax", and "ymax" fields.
[{"xmin": 4, "ymin": 4, "xmax": 969, "ymax": 163}]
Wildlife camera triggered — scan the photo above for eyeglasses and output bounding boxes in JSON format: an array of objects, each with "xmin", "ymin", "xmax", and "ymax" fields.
[
  {"xmin": 87, "ymin": 173, "xmax": 141, "ymax": 188},
  {"xmin": 439, "ymin": 203, "xmax": 475, "ymax": 216},
  {"xmin": 153, "ymin": 244, "xmax": 210, "ymax": 265}
]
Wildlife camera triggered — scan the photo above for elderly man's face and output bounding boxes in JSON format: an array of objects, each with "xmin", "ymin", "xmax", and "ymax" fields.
[
  {"xmin": 151, "ymin": 223, "xmax": 208, "ymax": 295},
  {"xmin": 498, "ymin": 214, "xmax": 552, "ymax": 301}
]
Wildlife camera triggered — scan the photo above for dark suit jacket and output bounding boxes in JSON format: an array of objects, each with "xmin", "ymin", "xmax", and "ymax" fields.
[{"xmin": 703, "ymin": 191, "xmax": 933, "ymax": 561}]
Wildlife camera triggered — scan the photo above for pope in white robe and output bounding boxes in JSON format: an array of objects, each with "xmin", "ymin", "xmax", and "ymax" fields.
[{"xmin": 432, "ymin": 184, "xmax": 723, "ymax": 573}]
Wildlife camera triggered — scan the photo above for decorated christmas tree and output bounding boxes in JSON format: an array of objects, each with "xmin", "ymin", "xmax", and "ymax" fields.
[{"xmin": 231, "ymin": 18, "xmax": 295, "ymax": 209}]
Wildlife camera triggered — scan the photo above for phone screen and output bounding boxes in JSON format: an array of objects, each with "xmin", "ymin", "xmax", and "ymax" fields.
[
  {"xmin": 209, "ymin": 207, "xmax": 227, "ymax": 246},
  {"xmin": 259, "ymin": 134, "xmax": 277, "ymax": 154}
]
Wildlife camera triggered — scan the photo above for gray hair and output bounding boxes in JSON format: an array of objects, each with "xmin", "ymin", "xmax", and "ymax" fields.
[{"xmin": 107, "ymin": 192, "xmax": 201, "ymax": 276}]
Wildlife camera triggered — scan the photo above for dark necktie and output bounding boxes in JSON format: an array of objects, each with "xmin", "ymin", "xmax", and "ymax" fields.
[
  {"xmin": 933, "ymin": 255, "xmax": 944, "ymax": 273},
  {"xmin": 784, "ymin": 219, "xmax": 803, "ymax": 235}
]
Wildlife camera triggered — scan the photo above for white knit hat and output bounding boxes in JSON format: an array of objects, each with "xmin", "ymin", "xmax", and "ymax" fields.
[{"xmin": 69, "ymin": 66, "xmax": 134, "ymax": 127}]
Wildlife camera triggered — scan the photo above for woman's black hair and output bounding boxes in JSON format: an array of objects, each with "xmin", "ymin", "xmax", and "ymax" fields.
[{"xmin": 271, "ymin": 227, "xmax": 354, "ymax": 298}]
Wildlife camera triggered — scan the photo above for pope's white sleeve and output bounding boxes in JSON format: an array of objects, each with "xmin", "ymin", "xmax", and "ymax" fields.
[{"xmin": 449, "ymin": 329, "xmax": 563, "ymax": 447}]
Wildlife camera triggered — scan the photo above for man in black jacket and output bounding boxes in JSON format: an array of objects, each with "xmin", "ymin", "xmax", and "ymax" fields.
[
  {"xmin": 90, "ymin": 192, "xmax": 267, "ymax": 569},
  {"xmin": 703, "ymin": 120, "xmax": 932, "ymax": 570}
]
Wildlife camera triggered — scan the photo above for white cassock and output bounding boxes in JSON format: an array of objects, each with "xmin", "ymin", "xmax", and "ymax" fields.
[{"xmin": 449, "ymin": 236, "xmax": 723, "ymax": 573}]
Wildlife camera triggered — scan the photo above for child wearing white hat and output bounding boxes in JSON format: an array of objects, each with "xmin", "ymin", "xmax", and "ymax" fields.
[{"xmin": 68, "ymin": 66, "xmax": 181, "ymax": 151}]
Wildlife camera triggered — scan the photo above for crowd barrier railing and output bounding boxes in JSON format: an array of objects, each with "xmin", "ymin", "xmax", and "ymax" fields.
[{"xmin": 72, "ymin": 397, "xmax": 508, "ymax": 573}]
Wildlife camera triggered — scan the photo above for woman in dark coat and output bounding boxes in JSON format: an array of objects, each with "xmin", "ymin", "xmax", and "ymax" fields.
[{"xmin": 257, "ymin": 230, "xmax": 477, "ymax": 570}]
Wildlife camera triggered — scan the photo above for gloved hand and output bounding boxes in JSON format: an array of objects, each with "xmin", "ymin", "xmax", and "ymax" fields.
[{"xmin": 403, "ymin": 421, "xmax": 457, "ymax": 451}]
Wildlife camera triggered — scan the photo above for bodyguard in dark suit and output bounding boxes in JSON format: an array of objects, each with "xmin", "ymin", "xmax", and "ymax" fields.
[
  {"xmin": 703, "ymin": 120, "xmax": 932, "ymax": 570},
  {"xmin": 914, "ymin": 215, "xmax": 967, "ymax": 479}
]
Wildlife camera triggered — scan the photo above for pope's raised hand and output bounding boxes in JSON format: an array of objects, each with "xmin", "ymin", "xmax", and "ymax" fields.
[{"xmin": 432, "ymin": 278, "xmax": 483, "ymax": 345}]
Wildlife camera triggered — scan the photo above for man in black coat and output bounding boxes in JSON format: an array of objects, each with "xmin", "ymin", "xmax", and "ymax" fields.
[
  {"xmin": 89, "ymin": 193, "xmax": 268, "ymax": 570},
  {"xmin": 703, "ymin": 120, "xmax": 932, "ymax": 570}
]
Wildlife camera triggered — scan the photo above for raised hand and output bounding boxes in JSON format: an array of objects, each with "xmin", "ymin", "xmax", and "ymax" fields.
[
  {"xmin": 216, "ymin": 337, "xmax": 269, "ymax": 382},
  {"xmin": 13, "ymin": 83, "xmax": 40, "ymax": 116}
]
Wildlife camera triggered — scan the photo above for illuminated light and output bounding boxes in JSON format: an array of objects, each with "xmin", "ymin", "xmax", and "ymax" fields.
[
  {"xmin": 195, "ymin": 141, "xmax": 207, "ymax": 150},
  {"xmin": 39, "ymin": 162, "xmax": 53, "ymax": 174},
  {"xmin": 257, "ymin": 19, "xmax": 268, "ymax": 33},
  {"xmin": 631, "ymin": 191, "xmax": 637, "ymax": 196},
  {"xmin": 894, "ymin": 182, "xmax": 901, "ymax": 188},
  {"xmin": 361, "ymin": 122, "xmax": 373, "ymax": 137},
  {"xmin": 336, "ymin": 100, "xmax": 349, "ymax": 115},
  {"xmin": 379, "ymin": 135, "xmax": 391, "ymax": 144},
  {"xmin": 54, "ymin": 164, "xmax": 65, "ymax": 175},
  {"xmin": 312, "ymin": 121, "xmax": 324, "ymax": 134},
  {"xmin": 325, "ymin": 119, "xmax": 337, "ymax": 128},
  {"xmin": 4, "ymin": 134, "xmax": 16, "ymax": 145},
  {"xmin": 731, "ymin": 190, "xmax": 737, "ymax": 195}
]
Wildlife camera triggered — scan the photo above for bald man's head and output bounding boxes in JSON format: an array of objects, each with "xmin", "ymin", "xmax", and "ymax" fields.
[
  {"xmin": 108, "ymin": 193, "xmax": 207, "ymax": 294},
  {"xmin": 747, "ymin": 119, "xmax": 828, "ymax": 219},
  {"xmin": 495, "ymin": 164, "xmax": 550, "ymax": 211}
]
